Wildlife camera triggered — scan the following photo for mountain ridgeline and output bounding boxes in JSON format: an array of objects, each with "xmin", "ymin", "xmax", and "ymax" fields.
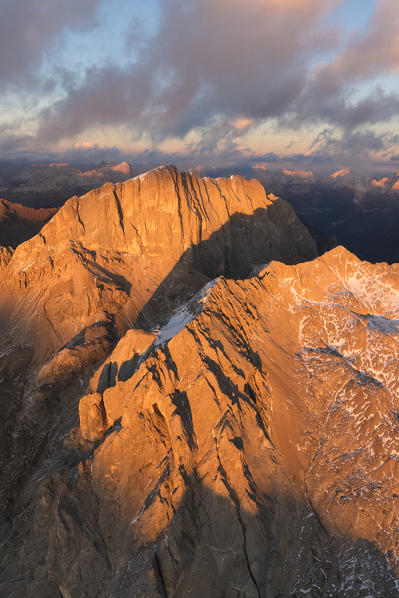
[{"xmin": 0, "ymin": 166, "xmax": 397, "ymax": 597}]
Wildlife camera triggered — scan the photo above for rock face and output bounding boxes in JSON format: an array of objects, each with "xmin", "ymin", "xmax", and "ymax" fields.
[
  {"xmin": 1, "ymin": 166, "xmax": 398, "ymax": 597},
  {"xmin": 0, "ymin": 165, "xmax": 316, "ymax": 362},
  {"xmin": 0, "ymin": 166, "xmax": 315, "ymax": 505}
]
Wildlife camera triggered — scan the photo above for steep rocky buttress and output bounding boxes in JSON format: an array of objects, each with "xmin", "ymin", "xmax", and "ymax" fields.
[{"xmin": 0, "ymin": 166, "xmax": 397, "ymax": 597}]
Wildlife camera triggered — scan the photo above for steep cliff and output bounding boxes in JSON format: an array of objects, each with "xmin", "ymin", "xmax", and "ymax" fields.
[
  {"xmin": 1, "ymin": 167, "xmax": 397, "ymax": 597},
  {"xmin": 0, "ymin": 165, "xmax": 316, "ymax": 362}
]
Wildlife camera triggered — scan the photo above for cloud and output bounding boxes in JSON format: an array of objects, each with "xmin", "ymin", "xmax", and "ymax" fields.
[
  {"xmin": 392, "ymin": 179, "xmax": 399, "ymax": 191},
  {"xmin": 0, "ymin": 0, "xmax": 100, "ymax": 90},
  {"xmin": 0, "ymin": 0, "xmax": 398, "ymax": 174},
  {"xmin": 327, "ymin": 0, "xmax": 399, "ymax": 82},
  {"xmin": 291, "ymin": 0, "xmax": 399, "ymax": 129},
  {"xmin": 283, "ymin": 169, "xmax": 313, "ymax": 178},
  {"xmin": 0, "ymin": 125, "xmax": 38, "ymax": 157},
  {"xmin": 307, "ymin": 128, "xmax": 398, "ymax": 171},
  {"xmin": 0, "ymin": 0, "xmax": 399, "ymax": 178},
  {"xmin": 233, "ymin": 118, "xmax": 254, "ymax": 131},
  {"xmin": 34, "ymin": 0, "xmax": 399, "ymax": 151},
  {"xmin": 74, "ymin": 141, "xmax": 98, "ymax": 150},
  {"xmin": 37, "ymin": 0, "xmax": 341, "ymax": 142},
  {"xmin": 330, "ymin": 168, "xmax": 350, "ymax": 178},
  {"xmin": 371, "ymin": 176, "xmax": 389, "ymax": 188}
]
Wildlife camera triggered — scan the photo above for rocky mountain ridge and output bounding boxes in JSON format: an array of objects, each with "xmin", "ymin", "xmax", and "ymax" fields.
[
  {"xmin": 0, "ymin": 166, "xmax": 397, "ymax": 597},
  {"xmin": 0, "ymin": 165, "xmax": 316, "ymax": 360}
]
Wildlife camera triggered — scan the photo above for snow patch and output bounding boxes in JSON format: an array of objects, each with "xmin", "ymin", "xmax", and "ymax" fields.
[
  {"xmin": 153, "ymin": 278, "xmax": 220, "ymax": 348},
  {"xmin": 154, "ymin": 305, "xmax": 194, "ymax": 346}
]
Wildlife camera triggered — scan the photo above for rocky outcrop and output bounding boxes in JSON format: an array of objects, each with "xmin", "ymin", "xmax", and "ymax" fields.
[
  {"xmin": 110, "ymin": 161, "xmax": 131, "ymax": 175},
  {"xmin": 1, "ymin": 245, "xmax": 398, "ymax": 596},
  {"xmin": 0, "ymin": 245, "xmax": 13, "ymax": 268}
]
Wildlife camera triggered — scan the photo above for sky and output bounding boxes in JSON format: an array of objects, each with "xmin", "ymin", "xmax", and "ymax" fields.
[{"xmin": 0, "ymin": 0, "xmax": 398, "ymax": 173}]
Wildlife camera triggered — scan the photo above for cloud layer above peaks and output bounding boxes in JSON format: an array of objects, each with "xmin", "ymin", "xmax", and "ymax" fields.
[
  {"xmin": 1, "ymin": 0, "xmax": 399, "ymax": 170},
  {"xmin": 37, "ymin": 0, "xmax": 340, "ymax": 140}
]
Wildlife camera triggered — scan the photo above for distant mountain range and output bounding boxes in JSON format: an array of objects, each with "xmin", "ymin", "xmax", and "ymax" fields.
[
  {"xmin": 0, "ymin": 198, "xmax": 56, "ymax": 248},
  {"xmin": 215, "ymin": 166, "xmax": 399, "ymax": 263},
  {"xmin": 0, "ymin": 161, "xmax": 132, "ymax": 208}
]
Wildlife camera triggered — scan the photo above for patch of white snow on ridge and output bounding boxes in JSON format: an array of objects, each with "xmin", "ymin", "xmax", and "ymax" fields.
[
  {"xmin": 136, "ymin": 168, "xmax": 154, "ymax": 181},
  {"xmin": 153, "ymin": 278, "xmax": 220, "ymax": 348},
  {"xmin": 346, "ymin": 268, "xmax": 399, "ymax": 314},
  {"xmin": 154, "ymin": 305, "xmax": 195, "ymax": 346}
]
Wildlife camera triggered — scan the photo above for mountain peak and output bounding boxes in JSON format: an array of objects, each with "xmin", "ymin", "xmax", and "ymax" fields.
[
  {"xmin": 4, "ymin": 166, "xmax": 397, "ymax": 596},
  {"xmin": 1, "ymin": 167, "xmax": 316, "ymax": 361}
]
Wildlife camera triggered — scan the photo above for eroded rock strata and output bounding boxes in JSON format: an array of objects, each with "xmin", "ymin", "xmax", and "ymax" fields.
[{"xmin": 0, "ymin": 167, "xmax": 397, "ymax": 597}]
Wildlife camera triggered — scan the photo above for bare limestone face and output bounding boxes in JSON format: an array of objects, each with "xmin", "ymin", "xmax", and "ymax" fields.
[
  {"xmin": 0, "ymin": 166, "xmax": 317, "ymax": 360},
  {"xmin": 19, "ymin": 246, "xmax": 395, "ymax": 598},
  {"xmin": 1, "ymin": 167, "xmax": 397, "ymax": 596}
]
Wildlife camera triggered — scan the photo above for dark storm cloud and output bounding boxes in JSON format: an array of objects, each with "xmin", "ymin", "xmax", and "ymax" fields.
[
  {"xmin": 0, "ymin": 129, "xmax": 34, "ymax": 154},
  {"xmin": 0, "ymin": 0, "xmax": 100, "ymax": 89}
]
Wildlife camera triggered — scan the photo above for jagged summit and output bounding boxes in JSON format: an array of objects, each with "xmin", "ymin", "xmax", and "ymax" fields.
[
  {"xmin": 0, "ymin": 165, "xmax": 316, "ymax": 360},
  {"xmin": 1, "ymin": 166, "xmax": 397, "ymax": 597}
]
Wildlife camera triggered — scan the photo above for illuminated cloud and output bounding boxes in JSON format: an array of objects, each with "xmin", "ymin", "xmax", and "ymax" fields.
[
  {"xmin": 0, "ymin": 0, "xmax": 399, "ymax": 172},
  {"xmin": 252, "ymin": 164, "xmax": 267, "ymax": 171},
  {"xmin": 392, "ymin": 179, "xmax": 399, "ymax": 191},
  {"xmin": 330, "ymin": 168, "xmax": 350, "ymax": 178},
  {"xmin": 74, "ymin": 141, "xmax": 97, "ymax": 150},
  {"xmin": 283, "ymin": 169, "xmax": 313, "ymax": 178},
  {"xmin": 36, "ymin": 0, "xmax": 341, "ymax": 142},
  {"xmin": 293, "ymin": 0, "xmax": 399, "ymax": 129},
  {"xmin": 233, "ymin": 118, "xmax": 254, "ymax": 131},
  {"xmin": 371, "ymin": 176, "xmax": 389, "ymax": 188}
]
